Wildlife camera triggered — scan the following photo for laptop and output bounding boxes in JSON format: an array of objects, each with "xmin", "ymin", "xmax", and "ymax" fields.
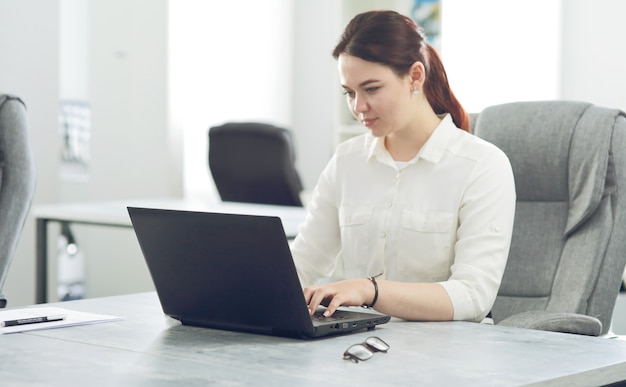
[{"xmin": 127, "ymin": 206, "xmax": 390, "ymax": 339}]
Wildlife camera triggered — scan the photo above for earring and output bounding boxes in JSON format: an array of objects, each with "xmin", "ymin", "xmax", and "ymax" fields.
[{"xmin": 412, "ymin": 88, "xmax": 420, "ymax": 96}]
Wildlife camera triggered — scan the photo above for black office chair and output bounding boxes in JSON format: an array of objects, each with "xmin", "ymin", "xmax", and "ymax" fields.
[{"xmin": 208, "ymin": 122, "xmax": 304, "ymax": 207}]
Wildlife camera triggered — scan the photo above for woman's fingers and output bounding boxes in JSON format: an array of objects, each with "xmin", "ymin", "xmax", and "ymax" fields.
[{"xmin": 303, "ymin": 280, "xmax": 365, "ymax": 317}]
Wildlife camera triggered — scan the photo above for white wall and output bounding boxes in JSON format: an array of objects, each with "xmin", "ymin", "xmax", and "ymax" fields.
[
  {"xmin": 441, "ymin": 0, "xmax": 562, "ymax": 112},
  {"xmin": 87, "ymin": 0, "xmax": 174, "ymax": 200},
  {"xmin": 292, "ymin": 0, "xmax": 341, "ymax": 190},
  {"xmin": 60, "ymin": 0, "xmax": 89, "ymax": 101},
  {"xmin": 560, "ymin": 0, "xmax": 626, "ymax": 110},
  {"xmin": 440, "ymin": 0, "xmax": 626, "ymax": 114}
]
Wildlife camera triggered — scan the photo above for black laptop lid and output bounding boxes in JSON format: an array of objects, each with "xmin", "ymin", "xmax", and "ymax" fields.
[{"xmin": 127, "ymin": 207, "xmax": 315, "ymax": 337}]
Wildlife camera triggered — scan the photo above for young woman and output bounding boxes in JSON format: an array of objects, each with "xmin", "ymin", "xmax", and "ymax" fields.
[{"xmin": 290, "ymin": 10, "xmax": 516, "ymax": 322}]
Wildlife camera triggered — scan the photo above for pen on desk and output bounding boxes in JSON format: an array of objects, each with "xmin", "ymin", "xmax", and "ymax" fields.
[{"xmin": 1, "ymin": 314, "xmax": 67, "ymax": 327}]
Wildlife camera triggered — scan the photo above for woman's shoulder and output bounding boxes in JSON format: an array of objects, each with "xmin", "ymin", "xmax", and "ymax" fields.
[{"xmin": 449, "ymin": 127, "xmax": 510, "ymax": 163}]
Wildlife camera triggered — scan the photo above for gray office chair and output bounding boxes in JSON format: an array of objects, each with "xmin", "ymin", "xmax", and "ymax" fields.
[
  {"xmin": 208, "ymin": 122, "xmax": 304, "ymax": 207},
  {"xmin": 0, "ymin": 94, "xmax": 36, "ymax": 307},
  {"xmin": 473, "ymin": 100, "xmax": 626, "ymax": 336}
]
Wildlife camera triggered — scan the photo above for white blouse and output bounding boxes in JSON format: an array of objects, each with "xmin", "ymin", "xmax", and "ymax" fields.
[{"xmin": 290, "ymin": 114, "xmax": 516, "ymax": 322}]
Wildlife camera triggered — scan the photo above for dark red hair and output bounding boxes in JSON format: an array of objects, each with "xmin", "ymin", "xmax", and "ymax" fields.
[{"xmin": 333, "ymin": 10, "xmax": 470, "ymax": 132}]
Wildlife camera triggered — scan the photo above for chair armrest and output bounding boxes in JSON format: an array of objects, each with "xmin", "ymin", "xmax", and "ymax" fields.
[{"xmin": 497, "ymin": 310, "xmax": 602, "ymax": 336}]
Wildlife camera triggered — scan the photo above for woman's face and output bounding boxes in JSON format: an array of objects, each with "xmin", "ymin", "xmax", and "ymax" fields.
[{"xmin": 338, "ymin": 54, "xmax": 415, "ymax": 138}]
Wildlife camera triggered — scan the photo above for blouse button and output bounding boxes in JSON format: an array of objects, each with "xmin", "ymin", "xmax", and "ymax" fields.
[{"xmin": 380, "ymin": 232, "xmax": 387, "ymax": 239}]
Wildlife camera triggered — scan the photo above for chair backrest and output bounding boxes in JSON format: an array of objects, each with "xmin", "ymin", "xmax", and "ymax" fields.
[
  {"xmin": 0, "ymin": 94, "xmax": 36, "ymax": 307},
  {"xmin": 208, "ymin": 122, "xmax": 303, "ymax": 207},
  {"xmin": 473, "ymin": 100, "xmax": 626, "ymax": 335}
]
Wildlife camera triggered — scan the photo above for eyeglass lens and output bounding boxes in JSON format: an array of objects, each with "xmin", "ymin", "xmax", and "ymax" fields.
[
  {"xmin": 364, "ymin": 336, "xmax": 389, "ymax": 352},
  {"xmin": 343, "ymin": 337, "xmax": 389, "ymax": 362}
]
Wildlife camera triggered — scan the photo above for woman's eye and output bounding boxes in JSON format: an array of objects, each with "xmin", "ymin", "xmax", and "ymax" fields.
[
  {"xmin": 365, "ymin": 87, "xmax": 379, "ymax": 93},
  {"xmin": 343, "ymin": 90, "xmax": 355, "ymax": 98}
]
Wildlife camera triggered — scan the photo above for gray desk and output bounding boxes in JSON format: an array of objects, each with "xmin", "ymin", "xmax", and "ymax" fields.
[
  {"xmin": 32, "ymin": 198, "xmax": 307, "ymax": 303},
  {"xmin": 2, "ymin": 292, "xmax": 626, "ymax": 386}
]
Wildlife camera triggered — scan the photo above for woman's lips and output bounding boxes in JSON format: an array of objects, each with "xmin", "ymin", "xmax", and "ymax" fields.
[{"xmin": 361, "ymin": 118, "xmax": 378, "ymax": 128}]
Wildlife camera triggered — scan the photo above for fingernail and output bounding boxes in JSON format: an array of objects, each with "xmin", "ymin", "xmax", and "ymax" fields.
[{"xmin": 323, "ymin": 310, "xmax": 330, "ymax": 317}]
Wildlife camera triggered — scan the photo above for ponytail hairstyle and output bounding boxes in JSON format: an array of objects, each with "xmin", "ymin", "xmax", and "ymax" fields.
[{"xmin": 332, "ymin": 10, "xmax": 470, "ymax": 132}]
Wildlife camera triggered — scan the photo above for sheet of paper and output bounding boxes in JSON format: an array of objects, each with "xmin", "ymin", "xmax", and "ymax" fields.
[{"xmin": 0, "ymin": 306, "xmax": 123, "ymax": 334}]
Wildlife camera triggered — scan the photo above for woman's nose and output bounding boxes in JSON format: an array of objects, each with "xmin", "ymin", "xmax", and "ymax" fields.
[{"xmin": 353, "ymin": 94, "xmax": 369, "ymax": 114}]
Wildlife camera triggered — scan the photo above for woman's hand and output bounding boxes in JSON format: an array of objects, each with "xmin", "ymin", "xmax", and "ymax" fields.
[{"xmin": 303, "ymin": 278, "xmax": 375, "ymax": 317}]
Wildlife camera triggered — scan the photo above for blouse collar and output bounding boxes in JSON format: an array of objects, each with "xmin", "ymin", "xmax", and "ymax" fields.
[{"xmin": 367, "ymin": 114, "xmax": 458, "ymax": 167}]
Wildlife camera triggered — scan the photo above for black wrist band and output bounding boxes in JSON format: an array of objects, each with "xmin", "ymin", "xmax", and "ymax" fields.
[{"xmin": 365, "ymin": 276, "xmax": 379, "ymax": 308}]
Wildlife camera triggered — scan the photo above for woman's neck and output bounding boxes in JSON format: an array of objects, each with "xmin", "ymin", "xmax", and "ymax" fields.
[{"xmin": 385, "ymin": 110, "xmax": 442, "ymax": 162}]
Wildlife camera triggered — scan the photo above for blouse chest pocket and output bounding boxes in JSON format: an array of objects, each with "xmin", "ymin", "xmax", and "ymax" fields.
[{"xmin": 339, "ymin": 205, "xmax": 373, "ymax": 227}]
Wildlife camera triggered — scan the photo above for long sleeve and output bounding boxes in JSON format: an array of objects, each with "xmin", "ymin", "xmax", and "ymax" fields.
[
  {"xmin": 290, "ymin": 155, "xmax": 342, "ymax": 286},
  {"xmin": 438, "ymin": 143, "xmax": 516, "ymax": 321}
]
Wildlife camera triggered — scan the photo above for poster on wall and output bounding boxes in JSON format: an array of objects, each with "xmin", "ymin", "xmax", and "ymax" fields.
[
  {"xmin": 59, "ymin": 100, "xmax": 91, "ymax": 180},
  {"xmin": 411, "ymin": 0, "xmax": 441, "ymax": 51}
]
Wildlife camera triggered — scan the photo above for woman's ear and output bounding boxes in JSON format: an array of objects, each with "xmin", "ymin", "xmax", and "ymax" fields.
[{"xmin": 409, "ymin": 61, "xmax": 426, "ymax": 90}]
